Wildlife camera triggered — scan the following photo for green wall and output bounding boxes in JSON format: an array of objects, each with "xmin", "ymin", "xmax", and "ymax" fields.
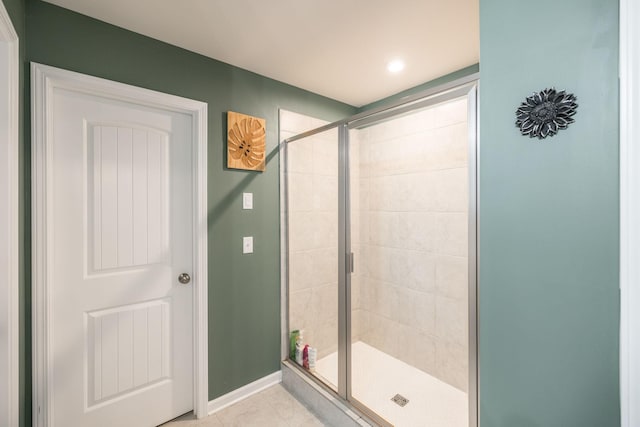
[
  {"xmin": 479, "ymin": 0, "xmax": 620, "ymax": 426},
  {"xmin": 24, "ymin": 0, "xmax": 355, "ymax": 409},
  {"xmin": 358, "ymin": 64, "xmax": 479, "ymax": 112}
]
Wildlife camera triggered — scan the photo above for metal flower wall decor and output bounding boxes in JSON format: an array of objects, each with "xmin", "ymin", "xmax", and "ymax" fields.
[{"xmin": 515, "ymin": 88, "xmax": 578, "ymax": 139}]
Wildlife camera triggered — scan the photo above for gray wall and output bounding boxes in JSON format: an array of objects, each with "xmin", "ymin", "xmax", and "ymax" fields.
[{"xmin": 479, "ymin": 0, "xmax": 620, "ymax": 425}]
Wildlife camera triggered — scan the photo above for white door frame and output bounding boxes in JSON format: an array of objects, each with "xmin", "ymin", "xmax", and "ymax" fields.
[
  {"xmin": 0, "ymin": 3, "xmax": 19, "ymax": 427},
  {"xmin": 31, "ymin": 63, "xmax": 209, "ymax": 426},
  {"xmin": 620, "ymin": 0, "xmax": 639, "ymax": 425}
]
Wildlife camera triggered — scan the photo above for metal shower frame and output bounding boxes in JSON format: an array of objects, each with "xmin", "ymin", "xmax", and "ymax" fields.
[{"xmin": 281, "ymin": 73, "xmax": 480, "ymax": 427}]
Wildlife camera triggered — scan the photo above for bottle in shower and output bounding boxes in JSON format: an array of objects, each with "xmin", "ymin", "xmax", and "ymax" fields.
[
  {"xmin": 308, "ymin": 347, "xmax": 317, "ymax": 372},
  {"xmin": 289, "ymin": 330, "xmax": 299, "ymax": 360},
  {"xmin": 295, "ymin": 332, "xmax": 304, "ymax": 365}
]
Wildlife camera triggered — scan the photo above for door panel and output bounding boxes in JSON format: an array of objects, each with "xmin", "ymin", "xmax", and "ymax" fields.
[
  {"xmin": 348, "ymin": 97, "xmax": 471, "ymax": 427},
  {"xmin": 50, "ymin": 88, "xmax": 193, "ymax": 427},
  {"xmin": 86, "ymin": 299, "xmax": 171, "ymax": 407},
  {"xmin": 285, "ymin": 125, "xmax": 340, "ymax": 391},
  {"xmin": 89, "ymin": 125, "xmax": 169, "ymax": 272}
]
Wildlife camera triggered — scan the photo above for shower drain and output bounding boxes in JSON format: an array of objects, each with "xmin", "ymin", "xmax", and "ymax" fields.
[{"xmin": 391, "ymin": 394, "xmax": 409, "ymax": 407}]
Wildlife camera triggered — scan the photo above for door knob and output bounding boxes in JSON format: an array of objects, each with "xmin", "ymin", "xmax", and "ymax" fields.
[{"xmin": 178, "ymin": 273, "xmax": 191, "ymax": 284}]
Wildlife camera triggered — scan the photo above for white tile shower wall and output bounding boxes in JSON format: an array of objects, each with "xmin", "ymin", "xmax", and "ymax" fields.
[
  {"xmin": 353, "ymin": 98, "xmax": 470, "ymax": 391},
  {"xmin": 281, "ymin": 111, "xmax": 339, "ymax": 361}
]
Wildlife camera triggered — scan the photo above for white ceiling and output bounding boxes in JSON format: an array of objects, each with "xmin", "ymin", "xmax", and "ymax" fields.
[{"xmin": 43, "ymin": 0, "xmax": 479, "ymax": 107}]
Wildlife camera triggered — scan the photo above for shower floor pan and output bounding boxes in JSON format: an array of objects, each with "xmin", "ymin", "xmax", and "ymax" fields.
[{"xmin": 315, "ymin": 341, "xmax": 467, "ymax": 427}]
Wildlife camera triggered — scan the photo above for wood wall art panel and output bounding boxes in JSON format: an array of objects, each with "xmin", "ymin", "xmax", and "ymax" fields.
[{"xmin": 227, "ymin": 111, "xmax": 266, "ymax": 171}]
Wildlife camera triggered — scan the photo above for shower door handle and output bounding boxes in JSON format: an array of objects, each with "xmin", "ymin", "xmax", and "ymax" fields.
[{"xmin": 348, "ymin": 252, "xmax": 355, "ymax": 273}]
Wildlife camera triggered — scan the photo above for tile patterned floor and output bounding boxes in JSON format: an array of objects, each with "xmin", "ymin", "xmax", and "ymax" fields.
[{"xmin": 162, "ymin": 384, "xmax": 326, "ymax": 427}]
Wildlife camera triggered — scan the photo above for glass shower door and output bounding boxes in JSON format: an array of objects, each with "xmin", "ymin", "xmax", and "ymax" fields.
[
  {"xmin": 282, "ymin": 80, "xmax": 478, "ymax": 427},
  {"xmin": 285, "ymin": 125, "xmax": 340, "ymax": 391},
  {"xmin": 348, "ymin": 96, "xmax": 473, "ymax": 427}
]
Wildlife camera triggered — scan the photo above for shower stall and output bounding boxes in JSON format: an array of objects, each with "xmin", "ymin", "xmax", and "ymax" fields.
[{"xmin": 280, "ymin": 76, "xmax": 478, "ymax": 427}]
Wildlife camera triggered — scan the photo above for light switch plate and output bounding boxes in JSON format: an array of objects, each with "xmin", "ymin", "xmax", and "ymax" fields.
[
  {"xmin": 242, "ymin": 192, "xmax": 253, "ymax": 210},
  {"xmin": 243, "ymin": 236, "xmax": 254, "ymax": 254}
]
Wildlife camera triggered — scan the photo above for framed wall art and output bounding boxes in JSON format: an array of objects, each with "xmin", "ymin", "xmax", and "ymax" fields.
[{"xmin": 227, "ymin": 111, "xmax": 266, "ymax": 171}]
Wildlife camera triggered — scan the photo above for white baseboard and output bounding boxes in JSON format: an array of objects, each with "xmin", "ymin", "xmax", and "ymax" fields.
[{"xmin": 207, "ymin": 371, "xmax": 282, "ymax": 415}]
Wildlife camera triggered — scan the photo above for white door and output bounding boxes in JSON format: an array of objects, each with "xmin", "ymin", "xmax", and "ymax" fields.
[{"xmin": 48, "ymin": 85, "xmax": 194, "ymax": 426}]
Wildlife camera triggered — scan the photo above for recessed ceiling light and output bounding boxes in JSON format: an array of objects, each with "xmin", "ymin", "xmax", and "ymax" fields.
[{"xmin": 387, "ymin": 59, "xmax": 405, "ymax": 73}]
